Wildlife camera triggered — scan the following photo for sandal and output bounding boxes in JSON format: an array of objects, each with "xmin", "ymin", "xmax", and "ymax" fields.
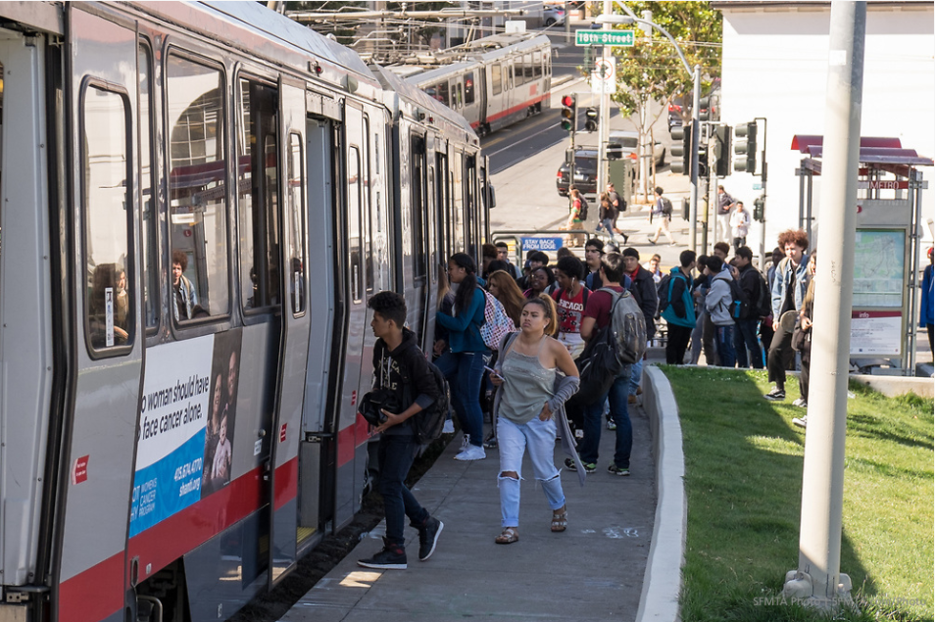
[
  {"xmin": 495, "ymin": 527, "xmax": 519, "ymax": 544},
  {"xmin": 551, "ymin": 506, "xmax": 568, "ymax": 532}
]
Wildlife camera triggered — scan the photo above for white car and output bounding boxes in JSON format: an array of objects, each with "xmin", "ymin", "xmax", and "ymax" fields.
[
  {"xmin": 607, "ymin": 130, "xmax": 666, "ymax": 166},
  {"xmin": 543, "ymin": 6, "xmax": 565, "ymax": 26}
]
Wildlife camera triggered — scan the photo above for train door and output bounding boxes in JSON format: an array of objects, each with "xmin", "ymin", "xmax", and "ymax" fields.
[
  {"xmin": 300, "ymin": 103, "xmax": 340, "ymax": 541},
  {"xmin": 462, "ymin": 69, "xmax": 480, "ymax": 132},
  {"xmin": 406, "ymin": 132, "xmax": 429, "ymax": 348},
  {"xmin": 333, "ymin": 102, "xmax": 368, "ymax": 528},
  {"xmin": 54, "ymin": 8, "xmax": 142, "ymax": 621},
  {"xmin": 267, "ymin": 78, "xmax": 310, "ymax": 589},
  {"xmin": 423, "ymin": 143, "xmax": 440, "ymax": 357},
  {"xmin": 0, "ymin": 19, "xmax": 57, "ymax": 620},
  {"xmin": 435, "ymin": 149, "xmax": 451, "ymax": 259}
]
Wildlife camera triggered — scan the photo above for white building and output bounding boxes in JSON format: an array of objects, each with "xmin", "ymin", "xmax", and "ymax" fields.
[{"xmin": 714, "ymin": 0, "xmax": 934, "ymax": 256}]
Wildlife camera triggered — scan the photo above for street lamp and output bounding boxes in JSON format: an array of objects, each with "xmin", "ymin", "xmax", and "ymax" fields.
[{"xmin": 594, "ymin": 4, "xmax": 703, "ymax": 252}]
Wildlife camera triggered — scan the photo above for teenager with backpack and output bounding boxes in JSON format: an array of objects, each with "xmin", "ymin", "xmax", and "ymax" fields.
[
  {"xmin": 565, "ymin": 253, "xmax": 635, "ymax": 476},
  {"xmin": 488, "ymin": 295, "xmax": 580, "ymax": 544},
  {"xmin": 358, "ymin": 291, "xmax": 445, "ymax": 570},
  {"xmin": 733, "ymin": 246, "xmax": 767, "ymax": 368},
  {"xmin": 436, "ymin": 253, "xmax": 490, "ymax": 460},
  {"xmin": 659, "ymin": 250, "xmax": 697, "ymax": 364},
  {"xmin": 648, "ymin": 187, "xmax": 676, "ymax": 246},
  {"xmin": 705, "ymin": 255, "xmax": 737, "ymax": 367}
]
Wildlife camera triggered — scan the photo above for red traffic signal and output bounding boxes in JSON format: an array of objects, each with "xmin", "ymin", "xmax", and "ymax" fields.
[{"xmin": 561, "ymin": 95, "xmax": 575, "ymax": 108}]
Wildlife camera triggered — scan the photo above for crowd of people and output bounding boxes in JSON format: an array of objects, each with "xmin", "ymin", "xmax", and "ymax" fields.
[{"xmin": 355, "ymin": 200, "xmax": 933, "ymax": 569}]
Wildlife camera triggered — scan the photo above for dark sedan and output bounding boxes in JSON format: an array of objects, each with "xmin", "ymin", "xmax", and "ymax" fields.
[{"xmin": 556, "ymin": 149, "xmax": 598, "ymax": 196}]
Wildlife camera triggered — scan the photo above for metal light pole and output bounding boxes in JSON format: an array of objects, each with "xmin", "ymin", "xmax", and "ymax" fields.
[
  {"xmin": 783, "ymin": 1, "xmax": 865, "ymax": 609},
  {"xmin": 596, "ymin": 0, "xmax": 612, "ymax": 198}
]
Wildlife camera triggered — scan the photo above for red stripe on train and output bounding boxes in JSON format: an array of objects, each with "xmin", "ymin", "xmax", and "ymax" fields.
[
  {"xmin": 487, "ymin": 93, "xmax": 548, "ymax": 123},
  {"xmin": 60, "ymin": 456, "xmax": 302, "ymax": 620},
  {"xmin": 58, "ymin": 552, "xmax": 125, "ymax": 622},
  {"xmin": 337, "ymin": 413, "xmax": 371, "ymax": 467}
]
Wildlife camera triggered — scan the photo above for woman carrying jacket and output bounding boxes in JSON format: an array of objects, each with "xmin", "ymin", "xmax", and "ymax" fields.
[
  {"xmin": 436, "ymin": 253, "xmax": 490, "ymax": 461},
  {"xmin": 488, "ymin": 295, "xmax": 581, "ymax": 544}
]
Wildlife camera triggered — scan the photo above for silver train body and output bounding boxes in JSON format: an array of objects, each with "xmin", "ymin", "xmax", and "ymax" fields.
[
  {"xmin": 0, "ymin": 2, "xmax": 490, "ymax": 620},
  {"xmin": 389, "ymin": 32, "xmax": 553, "ymax": 136}
]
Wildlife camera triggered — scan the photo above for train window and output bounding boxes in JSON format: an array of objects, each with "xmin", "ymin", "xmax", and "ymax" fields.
[
  {"xmin": 410, "ymin": 136, "xmax": 425, "ymax": 279},
  {"xmin": 287, "ymin": 133, "xmax": 305, "ymax": 315},
  {"xmin": 348, "ymin": 145, "xmax": 362, "ymax": 303},
  {"xmin": 237, "ymin": 78, "xmax": 281, "ymax": 312},
  {"xmin": 362, "ymin": 116, "xmax": 373, "ymax": 294},
  {"xmin": 139, "ymin": 44, "xmax": 159, "ymax": 331},
  {"xmin": 513, "ymin": 59, "xmax": 523, "ymax": 85},
  {"xmin": 464, "ymin": 73, "xmax": 475, "ymax": 105},
  {"xmin": 491, "ymin": 63, "xmax": 502, "ymax": 96},
  {"xmin": 453, "ymin": 82, "xmax": 463, "ymax": 109},
  {"xmin": 452, "ymin": 152, "xmax": 464, "ymax": 254},
  {"xmin": 533, "ymin": 50, "xmax": 542, "ymax": 79},
  {"xmin": 82, "ymin": 85, "xmax": 133, "ymax": 351},
  {"xmin": 524, "ymin": 54, "xmax": 533, "ymax": 81},
  {"xmin": 434, "ymin": 81, "xmax": 449, "ymax": 106},
  {"xmin": 167, "ymin": 55, "xmax": 228, "ymax": 321}
]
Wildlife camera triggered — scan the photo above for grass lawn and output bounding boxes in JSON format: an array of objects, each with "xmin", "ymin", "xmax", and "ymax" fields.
[{"xmin": 662, "ymin": 366, "xmax": 934, "ymax": 621}]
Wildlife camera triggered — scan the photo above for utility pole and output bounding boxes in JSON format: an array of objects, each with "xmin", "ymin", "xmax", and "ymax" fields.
[
  {"xmin": 783, "ymin": 1, "xmax": 865, "ymax": 610},
  {"xmin": 596, "ymin": 0, "xmax": 612, "ymax": 199}
]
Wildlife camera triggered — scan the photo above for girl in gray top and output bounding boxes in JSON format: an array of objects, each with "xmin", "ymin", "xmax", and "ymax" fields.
[{"xmin": 488, "ymin": 295, "xmax": 580, "ymax": 544}]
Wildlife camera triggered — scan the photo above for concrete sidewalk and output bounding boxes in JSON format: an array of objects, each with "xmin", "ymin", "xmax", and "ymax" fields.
[{"xmin": 282, "ymin": 408, "xmax": 657, "ymax": 622}]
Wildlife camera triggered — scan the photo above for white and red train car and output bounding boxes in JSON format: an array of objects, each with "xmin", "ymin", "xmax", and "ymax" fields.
[
  {"xmin": 0, "ymin": 1, "xmax": 489, "ymax": 620},
  {"xmin": 391, "ymin": 32, "xmax": 553, "ymax": 136}
]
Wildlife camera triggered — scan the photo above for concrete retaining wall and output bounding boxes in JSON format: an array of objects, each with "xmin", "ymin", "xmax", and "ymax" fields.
[{"xmin": 636, "ymin": 366, "xmax": 687, "ymax": 622}]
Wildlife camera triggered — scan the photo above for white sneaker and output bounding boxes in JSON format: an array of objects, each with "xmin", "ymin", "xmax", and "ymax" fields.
[
  {"xmin": 442, "ymin": 419, "xmax": 455, "ymax": 434},
  {"xmin": 454, "ymin": 445, "xmax": 486, "ymax": 461},
  {"xmin": 792, "ymin": 398, "xmax": 807, "ymax": 408},
  {"xmin": 459, "ymin": 434, "xmax": 471, "ymax": 452}
]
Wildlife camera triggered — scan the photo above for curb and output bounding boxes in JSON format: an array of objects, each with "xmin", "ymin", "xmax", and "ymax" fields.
[{"xmin": 636, "ymin": 365, "xmax": 687, "ymax": 622}]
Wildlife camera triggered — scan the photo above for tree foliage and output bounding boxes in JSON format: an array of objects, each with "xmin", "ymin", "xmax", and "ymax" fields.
[{"xmin": 607, "ymin": 1, "xmax": 723, "ymax": 118}]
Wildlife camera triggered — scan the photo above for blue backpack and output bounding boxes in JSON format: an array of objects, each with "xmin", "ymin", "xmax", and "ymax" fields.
[{"xmin": 658, "ymin": 272, "xmax": 696, "ymax": 328}]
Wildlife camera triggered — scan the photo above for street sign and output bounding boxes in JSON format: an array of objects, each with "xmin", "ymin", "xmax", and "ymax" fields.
[
  {"xmin": 591, "ymin": 57, "xmax": 616, "ymax": 94},
  {"xmin": 576, "ymin": 30, "xmax": 635, "ymax": 47},
  {"xmin": 521, "ymin": 237, "xmax": 564, "ymax": 252}
]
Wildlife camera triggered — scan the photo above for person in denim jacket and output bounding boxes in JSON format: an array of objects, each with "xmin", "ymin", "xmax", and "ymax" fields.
[{"xmin": 765, "ymin": 229, "xmax": 811, "ymax": 401}]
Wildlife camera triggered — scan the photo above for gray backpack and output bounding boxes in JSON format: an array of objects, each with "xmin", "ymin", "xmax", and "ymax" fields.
[{"xmin": 599, "ymin": 287, "xmax": 647, "ymax": 365}]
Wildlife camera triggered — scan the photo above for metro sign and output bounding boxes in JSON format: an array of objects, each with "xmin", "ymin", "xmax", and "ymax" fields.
[{"xmin": 857, "ymin": 180, "xmax": 909, "ymax": 190}]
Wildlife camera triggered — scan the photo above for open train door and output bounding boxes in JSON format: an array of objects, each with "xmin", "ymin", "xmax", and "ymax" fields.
[
  {"xmin": 267, "ymin": 78, "xmax": 312, "ymax": 589},
  {"xmin": 54, "ymin": 7, "xmax": 143, "ymax": 620}
]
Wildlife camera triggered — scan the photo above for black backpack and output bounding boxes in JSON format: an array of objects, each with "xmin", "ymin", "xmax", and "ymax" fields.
[
  {"xmin": 657, "ymin": 274, "xmax": 672, "ymax": 314},
  {"xmin": 751, "ymin": 270, "xmax": 771, "ymax": 318},
  {"xmin": 716, "ymin": 276, "xmax": 750, "ymax": 320},
  {"xmin": 401, "ymin": 358, "xmax": 450, "ymax": 445},
  {"xmin": 578, "ymin": 195, "xmax": 589, "ymax": 221},
  {"xmin": 659, "ymin": 196, "xmax": 673, "ymax": 216}
]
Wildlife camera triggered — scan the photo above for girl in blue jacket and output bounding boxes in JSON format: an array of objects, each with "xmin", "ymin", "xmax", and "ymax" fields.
[{"xmin": 436, "ymin": 253, "xmax": 490, "ymax": 460}]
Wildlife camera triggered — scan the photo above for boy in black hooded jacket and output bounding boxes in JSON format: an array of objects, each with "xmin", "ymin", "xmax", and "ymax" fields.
[{"xmin": 357, "ymin": 291, "xmax": 443, "ymax": 570}]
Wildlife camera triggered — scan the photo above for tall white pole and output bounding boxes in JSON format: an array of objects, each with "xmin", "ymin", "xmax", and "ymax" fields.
[
  {"xmin": 689, "ymin": 65, "xmax": 701, "ymax": 253},
  {"xmin": 783, "ymin": 1, "xmax": 865, "ymax": 608}
]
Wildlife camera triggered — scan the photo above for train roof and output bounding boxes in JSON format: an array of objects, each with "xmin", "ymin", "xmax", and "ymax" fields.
[
  {"xmin": 405, "ymin": 61, "xmax": 479, "ymax": 86},
  {"xmin": 370, "ymin": 64, "xmax": 477, "ymax": 140},
  {"xmin": 392, "ymin": 31, "xmax": 551, "ymax": 67},
  {"xmin": 200, "ymin": 1, "xmax": 373, "ymax": 77}
]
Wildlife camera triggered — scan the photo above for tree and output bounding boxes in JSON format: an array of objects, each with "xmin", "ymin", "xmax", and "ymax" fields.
[{"xmin": 593, "ymin": 1, "xmax": 723, "ymax": 201}]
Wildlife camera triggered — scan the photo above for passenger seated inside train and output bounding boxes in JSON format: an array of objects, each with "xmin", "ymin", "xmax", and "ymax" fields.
[
  {"xmin": 89, "ymin": 262, "xmax": 130, "ymax": 347},
  {"xmin": 171, "ymin": 249, "xmax": 198, "ymax": 321}
]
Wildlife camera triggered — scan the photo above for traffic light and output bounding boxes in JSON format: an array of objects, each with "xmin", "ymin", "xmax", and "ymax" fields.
[
  {"xmin": 697, "ymin": 142, "xmax": 709, "ymax": 178},
  {"xmin": 734, "ymin": 121, "xmax": 758, "ymax": 173},
  {"xmin": 713, "ymin": 124, "xmax": 731, "ymax": 177},
  {"xmin": 670, "ymin": 124, "xmax": 692, "ymax": 175},
  {"xmin": 560, "ymin": 94, "xmax": 577, "ymax": 132},
  {"xmin": 584, "ymin": 107, "xmax": 598, "ymax": 132},
  {"xmin": 753, "ymin": 196, "xmax": 765, "ymax": 221}
]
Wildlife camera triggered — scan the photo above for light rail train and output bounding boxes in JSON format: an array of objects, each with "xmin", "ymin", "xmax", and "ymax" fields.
[
  {"xmin": 0, "ymin": 2, "xmax": 490, "ymax": 620},
  {"xmin": 389, "ymin": 32, "xmax": 553, "ymax": 136}
]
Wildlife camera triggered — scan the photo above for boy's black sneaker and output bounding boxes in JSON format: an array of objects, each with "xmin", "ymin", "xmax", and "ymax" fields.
[
  {"xmin": 357, "ymin": 537, "xmax": 407, "ymax": 570},
  {"xmin": 418, "ymin": 516, "xmax": 444, "ymax": 561}
]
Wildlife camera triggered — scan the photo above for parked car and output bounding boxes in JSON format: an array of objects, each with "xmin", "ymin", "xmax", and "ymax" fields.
[
  {"xmin": 607, "ymin": 130, "xmax": 666, "ymax": 166},
  {"xmin": 556, "ymin": 148, "xmax": 598, "ymax": 196},
  {"xmin": 543, "ymin": 5, "xmax": 566, "ymax": 26}
]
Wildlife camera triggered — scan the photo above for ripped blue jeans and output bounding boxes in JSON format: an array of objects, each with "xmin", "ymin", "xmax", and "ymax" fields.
[{"xmin": 496, "ymin": 415, "xmax": 565, "ymax": 528}]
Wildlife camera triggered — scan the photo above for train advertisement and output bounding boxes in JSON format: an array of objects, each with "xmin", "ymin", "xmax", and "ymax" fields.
[{"xmin": 129, "ymin": 330, "xmax": 243, "ymax": 536}]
